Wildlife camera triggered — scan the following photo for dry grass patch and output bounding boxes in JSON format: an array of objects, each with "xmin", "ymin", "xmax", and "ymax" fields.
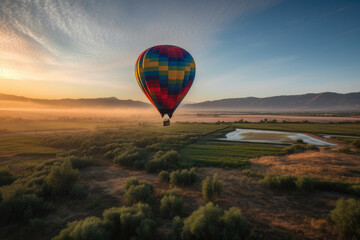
[{"xmin": 251, "ymin": 151, "xmax": 360, "ymax": 182}]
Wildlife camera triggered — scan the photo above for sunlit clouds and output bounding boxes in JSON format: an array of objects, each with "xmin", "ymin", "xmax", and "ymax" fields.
[
  {"xmin": 0, "ymin": 0, "xmax": 281, "ymax": 99},
  {"xmin": 1, "ymin": 0, "xmax": 359, "ymax": 100}
]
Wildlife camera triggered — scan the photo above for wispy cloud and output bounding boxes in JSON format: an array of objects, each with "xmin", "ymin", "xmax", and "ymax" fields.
[{"xmin": 0, "ymin": 0, "xmax": 280, "ymax": 98}]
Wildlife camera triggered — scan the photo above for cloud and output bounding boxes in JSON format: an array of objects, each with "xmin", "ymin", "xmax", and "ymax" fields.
[{"xmin": 0, "ymin": 0, "xmax": 281, "ymax": 97}]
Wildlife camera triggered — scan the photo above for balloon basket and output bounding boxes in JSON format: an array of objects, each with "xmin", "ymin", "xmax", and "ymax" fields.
[{"xmin": 163, "ymin": 119, "xmax": 170, "ymax": 126}]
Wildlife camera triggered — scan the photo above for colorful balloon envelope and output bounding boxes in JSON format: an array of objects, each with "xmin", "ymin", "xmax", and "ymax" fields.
[{"xmin": 135, "ymin": 45, "xmax": 195, "ymax": 126}]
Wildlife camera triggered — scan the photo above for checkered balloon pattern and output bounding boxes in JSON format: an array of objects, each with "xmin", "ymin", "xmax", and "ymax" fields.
[{"xmin": 135, "ymin": 45, "xmax": 196, "ymax": 118}]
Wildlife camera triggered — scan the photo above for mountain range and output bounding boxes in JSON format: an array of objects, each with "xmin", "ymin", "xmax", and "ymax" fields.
[
  {"xmin": 0, "ymin": 93, "xmax": 149, "ymax": 108},
  {"xmin": 186, "ymin": 92, "xmax": 360, "ymax": 111},
  {"xmin": 1, "ymin": 92, "xmax": 359, "ymax": 111}
]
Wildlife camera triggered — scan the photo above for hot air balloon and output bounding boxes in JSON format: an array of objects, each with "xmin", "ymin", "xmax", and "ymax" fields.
[{"xmin": 135, "ymin": 45, "xmax": 195, "ymax": 126}]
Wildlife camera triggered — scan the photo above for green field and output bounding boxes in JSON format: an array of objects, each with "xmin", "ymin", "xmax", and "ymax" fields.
[
  {"xmin": 0, "ymin": 135, "xmax": 60, "ymax": 157},
  {"xmin": 148, "ymin": 122, "xmax": 228, "ymax": 134},
  {"xmin": 180, "ymin": 142, "xmax": 285, "ymax": 168},
  {"xmin": 0, "ymin": 119, "xmax": 138, "ymax": 133},
  {"xmin": 232, "ymin": 122, "xmax": 360, "ymax": 136}
]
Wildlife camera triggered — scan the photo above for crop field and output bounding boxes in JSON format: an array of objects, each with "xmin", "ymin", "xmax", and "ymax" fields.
[{"xmin": 180, "ymin": 142, "xmax": 285, "ymax": 167}]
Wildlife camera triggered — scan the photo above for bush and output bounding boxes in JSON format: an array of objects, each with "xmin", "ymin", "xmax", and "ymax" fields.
[
  {"xmin": 70, "ymin": 184, "xmax": 87, "ymax": 199},
  {"xmin": 306, "ymin": 144, "xmax": 319, "ymax": 151},
  {"xmin": 260, "ymin": 174, "xmax": 297, "ymax": 191},
  {"xmin": 339, "ymin": 146, "xmax": 351, "ymax": 154},
  {"xmin": 67, "ymin": 156, "xmax": 93, "ymax": 169},
  {"xmin": 68, "ymin": 149, "xmax": 81, "ymax": 157},
  {"xmin": 221, "ymin": 207, "xmax": 251, "ymax": 240},
  {"xmin": 52, "ymin": 216, "xmax": 109, "ymax": 240},
  {"xmin": 295, "ymin": 139, "xmax": 304, "ymax": 144},
  {"xmin": 103, "ymin": 203, "xmax": 156, "ymax": 240},
  {"xmin": 284, "ymin": 144, "xmax": 307, "ymax": 154},
  {"xmin": 170, "ymin": 216, "xmax": 184, "ymax": 240},
  {"xmin": 147, "ymin": 159, "xmax": 169, "ymax": 173},
  {"xmin": 202, "ymin": 174, "xmax": 223, "ymax": 202},
  {"xmin": 114, "ymin": 147, "xmax": 147, "ymax": 168},
  {"xmin": 158, "ymin": 171, "xmax": 170, "ymax": 182},
  {"xmin": 174, "ymin": 202, "xmax": 250, "ymax": 240},
  {"xmin": 330, "ymin": 198, "xmax": 360, "ymax": 239},
  {"xmin": 0, "ymin": 170, "xmax": 15, "ymax": 187},
  {"xmin": 170, "ymin": 168, "xmax": 197, "ymax": 187},
  {"xmin": 160, "ymin": 190, "xmax": 183, "ymax": 218},
  {"xmin": 46, "ymin": 159, "xmax": 78, "ymax": 196},
  {"xmin": 352, "ymin": 139, "xmax": 360, "ymax": 148},
  {"xmin": 147, "ymin": 150, "xmax": 180, "ymax": 173},
  {"xmin": 295, "ymin": 176, "xmax": 316, "ymax": 191},
  {"xmin": 0, "ymin": 194, "xmax": 47, "ymax": 222},
  {"xmin": 124, "ymin": 178, "xmax": 154, "ymax": 205},
  {"xmin": 349, "ymin": 184, "xmax": 360, "ymax": 196},
  {"xmin": 242, "ymin": 169, "xmax": 264, "ymax": 179}
]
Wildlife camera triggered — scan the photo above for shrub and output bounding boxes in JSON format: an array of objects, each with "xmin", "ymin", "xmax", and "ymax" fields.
[
  {"xmin": 104, "ymin": 150, "xmax": 114, "ymax": 159},
  {"xmin": 0, "ymin": 194, "xmax": 47, "ymax": 222},
  {"xmin": 0, "ymin": 170, "xmax": 15, "ymax": 187},
  {"xmin": 68, "ymin": 149, "xmax": 81, "ymax": 156},
  {"xmin": 52, "ymin": 216, "xmax": 109, "ymax": 240},
  {"xmin": 221, "ymin": 207, "xmax": 251, "ymax": 240},
  {"xmin": 170, "ymin": 168, "xmax": 197, "ymax": 187},
  {"xmin": 339, "ymin": 146, "xmax": 351, "ymax": 154},
  {"xmin": 46, "ymin": 159, "xmax": 78, "ymax": 196},
  {"xmin": 70, "ymin": 184, "xmax": 87, "ymax": 199},
  {"xmin": 147, "ymin": 159, "xmax": 169, "ymax": 173},
  {"xmin": 87, "ymin": 146, "xmax": 104, "ymax": 155},
  {"xmin": 158, "ymin": 171, "xmax": 170, "ymax": 182},
  {"xmin": 202, "ymin": 174, "xmax": 223, "ymax": 202},
  {"xmin": 242, "ymin": 169, "xmax": 264, "ymax": 179},
  {"xmin": 295, "ymin": 139, "xmax": 304, "ymax": 144},
  {"xmin": 284, "ymin": 144, "xmax": 307, "ymax": 154},
  {"xmin": 260, "ymin": 174, "xmax": 297, "ymax": 191},
  {"xmin": 349, "ymin": 184, "xmax": 360, "ymax": 196},
  {"xmin": 124, "ymin": 178, "xmax": 154, "ymax": 205},
  {"xmin": 295, "ymin": 176, "xmax": 316, "ymax": 191},
  {"xmin": 170, "ymin": 216, "xmax": 184, "ymax": 240},
  {"xmin": 306, "ymin": 144, "xmax": 319, "ymax": 151},
  {"xmin": 147, "ymin": 150, "xmax": 180, "ymax": 173},
  {"xmin": 352, "ymin": 139, "xmax": 360, "ymax": 148},
  {"xmin": 330, "ymin": 198, "xmax": 360, "ymax": 238},
  {"xmin": 114, "ymin": 147, "xmax": 147, "ymax": 167},
  {"xmin": 175, "ymin": 202, "xmax": 250, "ymax": 240},
  {"xmin": 160, "ymin": 190, "xmax": 183, "ymax": 218},
  {"xmin": 67, "ymin": 156, "xmax": 92, "ymax": 169},
  {"xmin": 103, "ymin": 203, "xmax": 156, "ymax": 240}
]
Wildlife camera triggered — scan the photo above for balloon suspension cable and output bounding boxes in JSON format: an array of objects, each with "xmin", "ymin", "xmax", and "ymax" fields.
[{"xmin": 163, "ymin": 114, "xmax": 170, "ymax": 126}]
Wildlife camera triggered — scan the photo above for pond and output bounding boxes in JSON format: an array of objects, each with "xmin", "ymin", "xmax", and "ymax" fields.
[{"xmin": 222, "ymin": 129, "xmax": 337, "ymax": 146}]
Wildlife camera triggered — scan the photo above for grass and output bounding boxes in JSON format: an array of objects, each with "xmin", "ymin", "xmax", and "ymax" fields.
[
  {"xmin": 331, "ymin": 136, "xmax": 359, "ymax": 144},
  {"xmin": 148, "ymin": 122, "xmax": 228, "ymax": 134},
  {"xmin": 180, "ymin": 142, "xmax": 285, "ymax": 168},
  {"xmin": 0, "ymin": 136, "xmax": 60, "ymax": 157},
  {"xmin": 232, "ymin": 122, "xmax": 360, "ymax": 136},
  {"xmin": 0, "ymin": 119, "xmax": 137, "ymax": 133}
]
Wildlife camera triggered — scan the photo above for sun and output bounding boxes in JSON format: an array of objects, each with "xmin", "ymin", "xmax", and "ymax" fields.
[{"xmin": 0, "ymin": 68, "xmax": 23, "ymax": 80}]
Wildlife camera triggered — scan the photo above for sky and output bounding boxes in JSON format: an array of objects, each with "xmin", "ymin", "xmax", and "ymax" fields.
[{"xmin": 0, "ymin": 0, "xmax": 359, "ymax": 102}]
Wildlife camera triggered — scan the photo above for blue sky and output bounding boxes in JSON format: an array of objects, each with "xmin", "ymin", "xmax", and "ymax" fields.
[{"xmin": 0, "ymin": 0, "xmax": 359, "ymax": 102}]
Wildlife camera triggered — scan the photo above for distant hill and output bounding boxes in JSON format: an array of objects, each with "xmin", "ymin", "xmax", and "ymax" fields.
[
  {"xmin": 185, "ymin": 92, "xmax": 360, "ymax": 111},
  {"xmin": 1, "ymin": 92, "xmax": 360, "ymax": 111},
  {"xmin": 0, "ymin": 93, "xmax": 150, "ymax": 108}
]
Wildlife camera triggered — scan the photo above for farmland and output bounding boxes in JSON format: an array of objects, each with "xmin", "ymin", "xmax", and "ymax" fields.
[{"xmin": 0, "ymin": 118, "xmax": 359, "ymax": 240}]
